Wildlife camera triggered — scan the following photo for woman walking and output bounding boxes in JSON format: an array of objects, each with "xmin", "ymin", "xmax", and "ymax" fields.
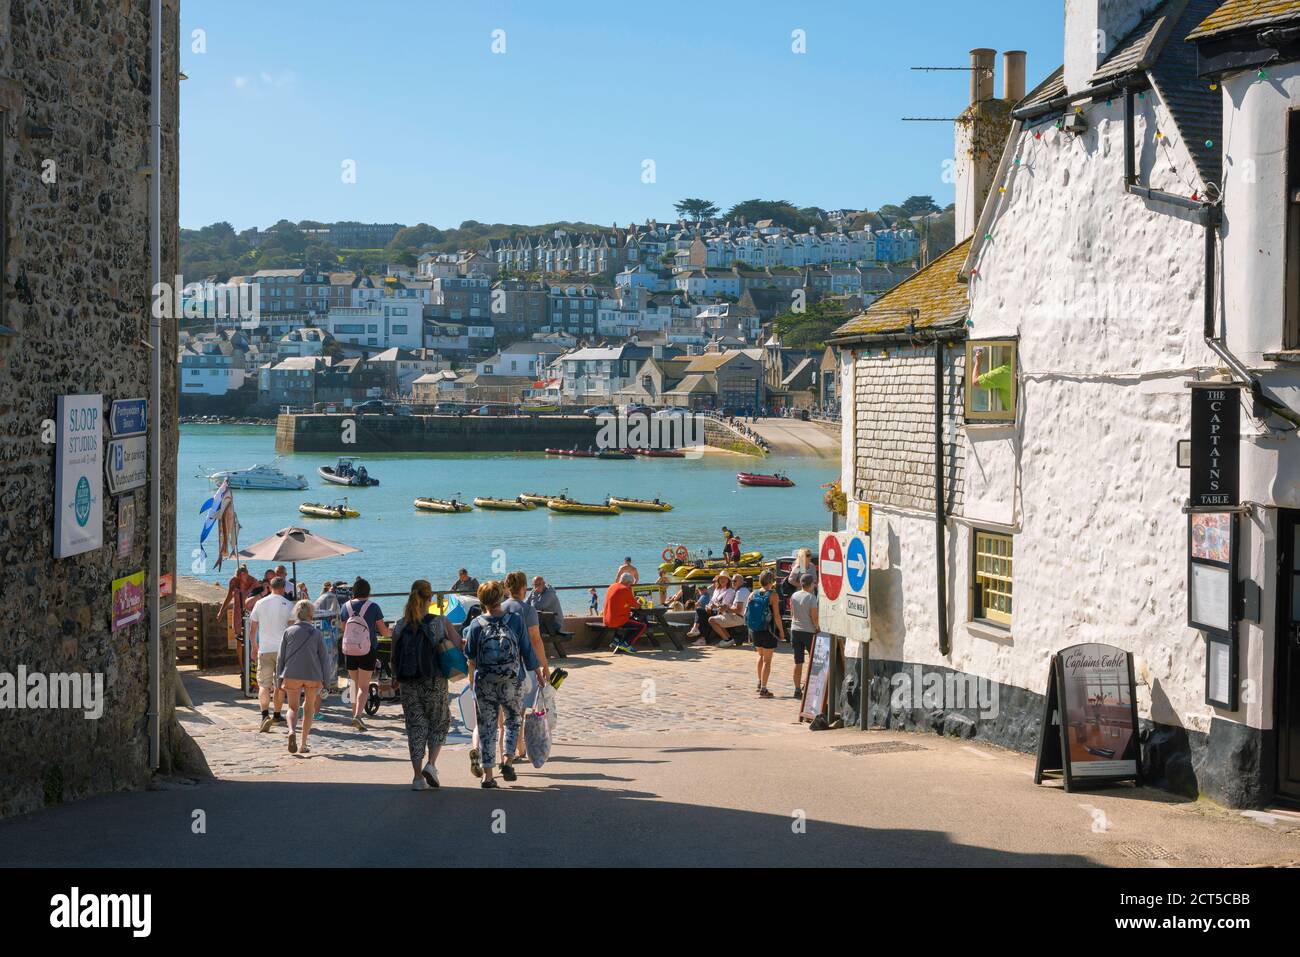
[
  {"xmin": 390, "ymin": 580, "xmax": 459, "ymax": 791},
  {"xmin": 747, "ymin": 570, "xmax": 785, "ymax": 698},
  {"xmin": 277, "ymin": 600, "xmax": 334, "ymax": 754},
  {"xmin": 340, "ymin": 577, "xmax": 389, "ymax": 731},
  {"xmin": 463, "ymin": 581, "xmax": 544, "ymax": 789}
]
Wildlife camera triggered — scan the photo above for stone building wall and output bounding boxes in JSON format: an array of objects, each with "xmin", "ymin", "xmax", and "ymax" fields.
[
  {"xmin": 853, "ymin": 343, "xmax": 965, "ymax": 514},
  {"xmin": 0, "ymin": 0, "xmax": 187, "ymax": 818}
]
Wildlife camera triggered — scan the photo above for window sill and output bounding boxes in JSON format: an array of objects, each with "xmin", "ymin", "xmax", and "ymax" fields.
[
  {"xmin": 964, "ymin": 420, "xmax": 1016, "ymax": 434},
  {"xmin": 967, "ymin": 619, "xmax": 1013, "ymax": 643}
]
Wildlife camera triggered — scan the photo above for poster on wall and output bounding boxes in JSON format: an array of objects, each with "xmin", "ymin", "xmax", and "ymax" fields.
[
  {"xmin": 1034, "ymin": 643, "xmax": 1141, "ymax": 790},
  {"xmin": 53, "ymin": 394, "xmax": 104, "ymax": 559},
  {"xmin": 1188, "ymin": 512, "xmax": 1235, "ymax": 635},
  {"xmin": 117, "ymin": 496, "xmax": 135, "ymax": 557},
  {"xmin": 111, "ymin": 571, "xmax": 145, "ymax": 631}
]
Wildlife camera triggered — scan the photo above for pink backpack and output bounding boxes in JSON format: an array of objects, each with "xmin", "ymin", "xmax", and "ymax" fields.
[{"xmin": 341, "ymin": 599, "xmax": 374, "ymax": 656}]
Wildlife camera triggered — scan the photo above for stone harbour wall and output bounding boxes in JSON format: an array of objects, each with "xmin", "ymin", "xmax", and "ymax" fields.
[{"xmin": 0, "ymin": 0, "xmax": 189, "ymax": 818}]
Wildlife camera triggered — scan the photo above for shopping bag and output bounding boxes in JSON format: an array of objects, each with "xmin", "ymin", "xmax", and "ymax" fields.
[
  {"xmin": 524, "ymin": 691, "xmax": 552, "ymax": 768},
  {"xmin": 458, "ymin": 684, "xmax": 477, "ymax": 732},
  {"xmin": 538, "ymin": 682, "xmax": 558, "ymax": 733}
]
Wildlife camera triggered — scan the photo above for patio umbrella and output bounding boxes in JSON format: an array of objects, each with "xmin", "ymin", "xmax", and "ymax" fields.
[{"xmin": 237, "ymin": 526, "xmax": 361, "ymax": 591}]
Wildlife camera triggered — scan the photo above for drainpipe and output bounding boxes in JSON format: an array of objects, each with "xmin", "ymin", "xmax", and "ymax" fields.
[
  {"xmin": 148, "ymin": 0, "xmax": 162, "ymax": 770},
  {"xmin": 934, "ymin": 341, "xmax": 950, "ymax": 656}
]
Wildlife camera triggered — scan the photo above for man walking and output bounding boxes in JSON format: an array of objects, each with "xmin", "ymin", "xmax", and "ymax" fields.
[
  {"xmin": 789, "ymin": 574, "xmax": 819, "ymax": 697},
  {"xmin": 250, "ymin": 577, "xmax": 295, "ymax": 732}
]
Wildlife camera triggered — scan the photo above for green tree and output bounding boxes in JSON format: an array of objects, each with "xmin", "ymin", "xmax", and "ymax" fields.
[
  {"xmin": 773, "ymin": 299, "xmax": 853, "ymax": 349},
  {"xmin": 722, "ymin": 199, "xmax": 815, "ymax": 232},
  {"xmin": 900, "ymin": 195, "xmax": 941, "ymax": 217},
  {"xmin": 673, "ymin": 198, "xmax": 719, "ymax": 221}
]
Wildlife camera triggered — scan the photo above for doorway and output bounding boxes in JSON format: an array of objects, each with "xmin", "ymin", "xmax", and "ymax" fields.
[{"xmin": 1278, "ymin": 509, "xmax": 1300, "ymax": 803}]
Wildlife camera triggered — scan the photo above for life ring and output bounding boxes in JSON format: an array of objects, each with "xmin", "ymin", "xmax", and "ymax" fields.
[
  {"xmin": 662, "ymin": 547, "xmax": 675, "ymax": 562},
  {"xmin": 675, "ymin": 545, "xmax": 689, "ymax": 562}
]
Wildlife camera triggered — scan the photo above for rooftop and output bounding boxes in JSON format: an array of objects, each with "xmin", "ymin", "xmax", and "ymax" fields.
[
  {"xmin": 1187, "ymin": 0, "xmax": 1300, "ymax": 38},
  {"xmin": 831, "ymin": 237, "xmax": 972, "ymax": 342}
]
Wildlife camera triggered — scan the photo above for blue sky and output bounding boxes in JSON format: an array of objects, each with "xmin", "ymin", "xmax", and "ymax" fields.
[{"xmin": 180, "ymin": 0, "xmax": 1064, "ymax": 231}]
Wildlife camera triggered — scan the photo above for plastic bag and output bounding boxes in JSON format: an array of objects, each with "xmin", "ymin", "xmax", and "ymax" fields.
[
  {"xmin": 538, "ymin": 682, "xmax": 558, "ymax": 733},
  {"xmin": 524, "ymin": 699, "xmax": 551, "ymax": 768},
  {"xmin": 458, "ymin": 684, "xmax": 477, "ymax": 732}
]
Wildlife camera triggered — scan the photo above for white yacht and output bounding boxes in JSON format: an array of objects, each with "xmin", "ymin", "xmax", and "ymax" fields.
[{"xmin": 203, "ymin": 463, "xmax": 309, "ymax": 491}]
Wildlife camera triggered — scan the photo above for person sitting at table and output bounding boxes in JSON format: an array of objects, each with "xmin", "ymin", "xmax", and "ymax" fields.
[
  {"xmin": 525, "ymin": 575, "xmax": 565, "ymax": 635},
  {"xmin": 712, "ymin": 573, "xmax": 752, "ymax": 648},
  {"xmin": 602, "ymin": 573, "xmax": 645, "ymax": 655},
  {"xmin": 450, "ymin": 568, "xmax": 480, "ymax": 595},
  {"xmin": 687, "ymin": 573, "xmax": 733, "ymax": 646},
  {"xmin": 665, "ymin": 581, "xmax": 698, "ymax": 611}
]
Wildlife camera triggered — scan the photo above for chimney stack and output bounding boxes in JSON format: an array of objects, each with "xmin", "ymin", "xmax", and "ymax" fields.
[
  {"xmin": 970, "ymin": 48, "xmax": 996, "ymax": 104},
  {"xmin": 1003, "ymin": 50, "xmax": 1026, "ymax": 103},
  {"xmin": 1064, "ymin": 0, "xmax": 1163, "ymax": 94}
]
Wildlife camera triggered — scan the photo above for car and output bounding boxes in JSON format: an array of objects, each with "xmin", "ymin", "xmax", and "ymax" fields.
[
  {"xmin": 472, "ymin": 404, "xmax": 515, "ymax": 416},
  {"xmin": 624, "ymin": 404, "xmax": 654, "ymax": 417},
  {"xmin": 433, "ymin": 402, "xmax": 467, "ymax": 414},
  {"xmin": 653, "ymin": 407, "xmax": 690, "ymax": 418},
  {"xmin": 583, "ymin": 405, "xmax": 617, "ymax": 417},
  {"xmin": 353, "ymin": 399, "xmax": 390, "ymax": 414},
  {"xmin": 394, "ymin": 404, "xmax": 413, "ymax": 417}
]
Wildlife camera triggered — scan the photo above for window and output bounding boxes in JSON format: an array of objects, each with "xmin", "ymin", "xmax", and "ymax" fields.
[
  {"xmin": 965, "ymin": 339, "xmax": 1017, "ymax": 422},
  {"xmin": 1287, "ymin": 109, "xmax": 1300, "ymax": 348},
  {"xmin": 972, "ymin": 531, "xmax": 1013, "ymax": 626}
]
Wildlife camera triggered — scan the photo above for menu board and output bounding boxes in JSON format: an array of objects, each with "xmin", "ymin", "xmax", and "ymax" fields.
[
  {"xmin": 800, "ymin": 632, "xmax": 833, "ymax": 721},
  {"xmin": 1035, "ymin": 643, "xmax": 1141, "ymax": 790}
]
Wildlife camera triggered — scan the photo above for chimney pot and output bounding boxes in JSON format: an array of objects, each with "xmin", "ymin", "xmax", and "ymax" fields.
[
  {"xmin": 970, "ymin": 48, "xmax": 996, "ymax": 104},
  {"xmin": 1003, "ymin": 51, "xmax": 1026, "ymax": 102}
]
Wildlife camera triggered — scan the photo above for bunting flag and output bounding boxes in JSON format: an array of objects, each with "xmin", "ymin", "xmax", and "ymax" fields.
[{"xmin": 198, "ymin": 480, "xmax": 230, "ymax": 559}]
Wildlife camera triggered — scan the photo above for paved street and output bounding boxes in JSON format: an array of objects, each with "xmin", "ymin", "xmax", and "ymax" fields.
[
  {"xmin": 748, "ymin": 416, "xmax": 841, "ymax": 458},
  {"xmin": 2, "ymin": 646, "xmax": 1299, "ymax": 867}
]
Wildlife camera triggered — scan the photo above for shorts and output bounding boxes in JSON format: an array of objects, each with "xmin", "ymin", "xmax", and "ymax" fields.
[
  {"xmin": 750, "ymin": 629, "xmax": 778, "ymax": 650},
  {"xmin": 256, "ymin": 652, "xmax": 279, "ymax": 692},
  {"xmin": 790, "ymin": 630, "xmax": 814, "ymax": 665},
  {"xmin": 710, "ymin": 612, "xmax": 745, "ymax": 629},
  {"xmin": 344, "ymin": 649, "xmax": 378, "ymax": 671}
]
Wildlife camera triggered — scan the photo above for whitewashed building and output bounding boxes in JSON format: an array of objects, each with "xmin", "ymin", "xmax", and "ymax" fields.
[{"xmin": 830, "ymin": 0, "xmax": 1300, "ymax": 808}]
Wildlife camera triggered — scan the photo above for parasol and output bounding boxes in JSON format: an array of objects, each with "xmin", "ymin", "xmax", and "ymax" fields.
[{"xmin": 237, "ymin": 525, "xmax": 361, "ymax": 591}]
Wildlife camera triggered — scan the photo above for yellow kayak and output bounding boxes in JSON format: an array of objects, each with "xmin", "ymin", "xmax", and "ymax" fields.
[
  {"xmin": 520, "ymin": 492, "xmax": 566, "ymax": 505},
  {"xmin": 608, "ymin": 496, "xmax": 672, "ymax": 512},
  {"xmin": 414, "ymin": 497, "xmax": 473, "ymax": 513},
  {"xmin": 547, "ymin": 499, "xmax": 620, "ymax": 515},
  {"xmin": 473, "ymin": 496, "xmax": 535, "ymax": 511},
  {"xmin": 299, "ymin": 502, "xmax": 359, "ymax": 519}
]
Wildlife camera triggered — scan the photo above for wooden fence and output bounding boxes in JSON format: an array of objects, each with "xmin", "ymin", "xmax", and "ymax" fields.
[{"xmin": 175, "ymin": 600, "xmax": 238, "ymax": 668}]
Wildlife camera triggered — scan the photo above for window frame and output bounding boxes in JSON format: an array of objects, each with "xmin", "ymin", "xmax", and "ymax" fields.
[
  {"xmin": 1285, "ymin": 108, "xmax": 1300, "ymax": 349},
  {"xmin": 971, "ymin": 529, "xmax": 1014, "ymax": 627},
  {"xmin": 964, "ymin": 337, "xmax": 1018, "ymax": 423}
]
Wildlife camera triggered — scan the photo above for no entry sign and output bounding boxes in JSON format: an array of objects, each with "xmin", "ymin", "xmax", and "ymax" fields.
[{"xmin": 820, "ymin": 534, "xmax": 844, "ymax": 600}]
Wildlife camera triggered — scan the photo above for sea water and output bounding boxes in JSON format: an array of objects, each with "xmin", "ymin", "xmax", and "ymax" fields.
[{"xmin": 179, "ymin": 424, "xmax": 837, "ymax": 611}]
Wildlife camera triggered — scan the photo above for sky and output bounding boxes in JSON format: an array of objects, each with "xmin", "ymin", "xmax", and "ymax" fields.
[{"xmin": 179, "ymin": 0, "xmax": 1065, "ymax": 232}]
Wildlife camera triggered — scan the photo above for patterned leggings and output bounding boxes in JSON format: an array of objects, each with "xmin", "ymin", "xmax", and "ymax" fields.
[
  {"xmin": 399, "ymin": 676, "xmax": 450, "ymax": 765},
  {"xmin": 475, "ymin": 675, "xmax": 524, "ymax": 770}
]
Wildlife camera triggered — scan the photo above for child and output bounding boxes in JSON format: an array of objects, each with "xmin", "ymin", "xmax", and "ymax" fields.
[{"xmin": 588, "ymin": 587, "xmax": 599, "ymax": 614}]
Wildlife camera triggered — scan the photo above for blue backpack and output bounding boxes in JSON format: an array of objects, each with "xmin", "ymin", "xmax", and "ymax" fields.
[
  {"xmin": 745, "ymin": 588, "xmax": 772, "ymax": 632},
  {"xmin": 474, "ymin": 613, "xmax": 522, "ymax": 679}
]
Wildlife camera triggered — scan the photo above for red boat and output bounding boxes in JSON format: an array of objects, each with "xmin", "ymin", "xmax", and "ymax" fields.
[{"xmin": 737, "ymin": 471, "xmax": 795, "ymax": 488}]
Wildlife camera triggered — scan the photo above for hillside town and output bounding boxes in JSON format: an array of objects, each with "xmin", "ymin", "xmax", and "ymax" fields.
[{"xmin": 178, "ymin": 215, "xmax": 920, "ymax": 415}]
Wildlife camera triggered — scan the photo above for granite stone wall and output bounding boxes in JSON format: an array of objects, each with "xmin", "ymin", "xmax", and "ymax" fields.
[{"xmin": 0, "ymin": 0, "xmax": 189, "ymax": 818}]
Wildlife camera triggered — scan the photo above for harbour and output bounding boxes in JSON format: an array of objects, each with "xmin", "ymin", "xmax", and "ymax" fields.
[{"xmin": 183, "ymin": 424, "xmax": 838, "ymax": 610}]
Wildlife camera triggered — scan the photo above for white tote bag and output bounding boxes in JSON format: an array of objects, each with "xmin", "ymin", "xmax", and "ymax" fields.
[{"xmin": 457, "ymin": 684, "xmax": 477, "ymax": 732}]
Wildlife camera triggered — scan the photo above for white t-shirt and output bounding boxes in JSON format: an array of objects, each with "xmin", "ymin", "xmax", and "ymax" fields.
[
  {"xmin": 249, "ymin": 594, "xmax": 295, "ymax": 655},
  {"xmin": 731, "ymin": 587, "xmax": 752, "ymax": 612},
  {"xmin": 709, "ymin": 588, "xmax": 735, "ymax": 612}
]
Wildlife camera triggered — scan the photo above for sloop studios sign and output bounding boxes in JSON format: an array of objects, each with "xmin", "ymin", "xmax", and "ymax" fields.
[{"xmin": 54, "ymin": 394, "xmax": 104, "ymax": 559}]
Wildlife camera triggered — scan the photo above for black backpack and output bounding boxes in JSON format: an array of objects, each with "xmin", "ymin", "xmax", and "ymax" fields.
[{"xmin": 393, "ymin": 616, "xmax": 439, "ymax": 681}]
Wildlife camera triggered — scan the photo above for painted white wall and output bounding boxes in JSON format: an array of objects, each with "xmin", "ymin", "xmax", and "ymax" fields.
[{"xmin": 1063, "ymin": 0, "xmax": 1164, "ymax": 94}]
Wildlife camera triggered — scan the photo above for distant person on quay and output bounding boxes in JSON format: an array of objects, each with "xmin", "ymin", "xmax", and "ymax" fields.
[
  {"xmin": 525, "ymin": 575, "xmax": 565, "ymax": 636},
  {"xmin": 602, "ymin": 573, "xmax": 645, "ymax": 654},
  {"xmin": 276, "ymin": 600, "xmax": 334, "ymax": 753},
  {"xmin": 340, "ymin": 577, "xmax": 390, "ymax": 731},
  {"xmin": 502, "ymin": 571, "xmax": 550, "ymax": 765},
  {"xmin": 390, "ymin": 580, "xmax": 459, "ymax": 791},
  {"xmin": 250, "ymin": 577, "xmax": 295, "ymax": 732},
  {"xmin": 463, "ymin": 581, "xmax": 544, "ymax": 789},
  {"xmin": 450, "ymin": 568, "xmax": 480, "ymax": 595},
  {"xmin": 616, "ymin": 556, "xmax": 639, "ymax": 585},
  {"xmin": 588, "ymin": 587, "xmax": 599, "ymax": 615}
]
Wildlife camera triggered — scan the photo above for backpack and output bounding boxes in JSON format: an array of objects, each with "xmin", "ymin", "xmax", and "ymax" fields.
[
  {"xmin": 392, "ymin": 616, "xmax": 439, "ymax": 681},
  {"xmin": 474, "ymin": 613, "xmax": 522, "ymax": 679},
  {"xmin": 341, "ymin": 599, "xmax": 374, "ymax": 656},
  {"xmin": 745, "ymin": 588, "xmax": 772, "ymax": 633}
]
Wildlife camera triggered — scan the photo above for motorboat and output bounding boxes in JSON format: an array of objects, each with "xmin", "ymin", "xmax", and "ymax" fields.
[
  {"xmin": 597, "ymin": 449, "xmax": 635, "ymax": 460},
  {"xmin": 607, "ymin": 496, "xmax": 672, "ymax": 512},
  {"xmin": 519, "ymin": 492, "xmax": 567, "ymax": 505},
  {"xmin": 658, "ymin": 550, "xmax": 764, "ymax": 574},
  {"xmin": 414, "ymin": 497, "xmax": 473, "ymax": 513},
  {"xmin": 546, "ymin": 498, "xmax": 620, "ymax": 515},
  {"xmin": 737, "ymin": 471, "xmax": 795, "ymax": 488},
  {"xmin": 203, "ymin": 463, "xmax": 308, "ymax": 491},
  {"xmin": 299, "ymin": 500, "xmax": 359, "ymax": 519},
  {"xmin": 632, "ymin": 448, "xmax": 686, "ymax": 458},
  {"xmin": 319, "ymin": 458, "xmax": 380, "ymax": 487},
  {"xmin": 473, "ymin": 496, "xmax": 535, "ymax": 511}
]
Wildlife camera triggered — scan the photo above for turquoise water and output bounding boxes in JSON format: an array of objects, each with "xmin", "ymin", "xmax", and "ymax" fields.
[{"xmin": 179, "ymin": 425, "xmax": 837, "ymax": 612}]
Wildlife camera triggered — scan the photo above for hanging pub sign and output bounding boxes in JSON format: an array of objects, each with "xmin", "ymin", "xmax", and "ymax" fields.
[
  {"xmin": 1034, "ymin": 643, "xmax": 1141, "ymax": 791},
  {"xmin": 1189, "ymin": 383, "xmax": 1241, "ymax": 508}
]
